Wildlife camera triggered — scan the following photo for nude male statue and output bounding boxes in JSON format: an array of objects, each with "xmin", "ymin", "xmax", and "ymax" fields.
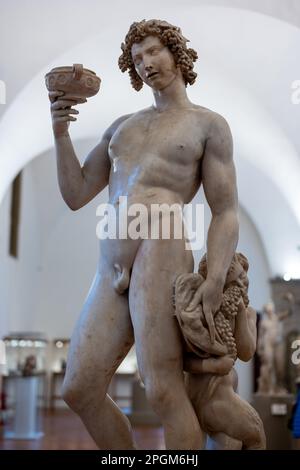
[
  {"xmin": 48, "ymin": 19, "xmax": 239, "ymax": 450},
  {"xmin": 257, "ymin": 295, "xmax": 294, "ymax": 394}
]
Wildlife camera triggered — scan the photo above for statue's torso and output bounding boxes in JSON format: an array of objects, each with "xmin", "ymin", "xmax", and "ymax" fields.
[
  {"xmin": 107, "ymin": 105, "xmax": 213, "ymax": 207},
  {"xmin": 262, "ymin": 315, "xmax": 279, "ymax": 346},
  {"xmin": 98, "ymin": 105, "xmax": 213, "ymax": 271}
]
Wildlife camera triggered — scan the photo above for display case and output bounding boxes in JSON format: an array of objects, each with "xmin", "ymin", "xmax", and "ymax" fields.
[
  {"xmin": 50, "ymin": 338, "xmax": 70, "ymax": 373},
  {"xmin": 3, "ymin": 332, "xmax": 48, "ymax": 376},
  {"xmin": 2, "ymin": 333, "xmax": 48, "ymax": 438},
  {"xmin": 49, "ymin": 338, "xmax": 70, "ymax": 410}
]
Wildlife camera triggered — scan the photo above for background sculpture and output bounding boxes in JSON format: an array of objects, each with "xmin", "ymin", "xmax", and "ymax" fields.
[{"xmin": 257, "ymin": 294, "xmax": 294, "ymax": 395}]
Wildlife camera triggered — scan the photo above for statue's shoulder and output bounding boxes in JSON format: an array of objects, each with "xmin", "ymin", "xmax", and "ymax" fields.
[
  {"xmin": 116, "ymin": 106, "xmax": 153, "ymax": 124},
  {"xmin": 107, "ymin": 107, "xmax": 155, "ymax": 140},
  {"xmin": 110, "ymin": 112, "xmax": 134, "ymax": 129},
  {"xmin": 132, "ymin": 106, "xmax": 154, "ymax": 118},
  {"xmin": 105, "ymin": 112, "xmax": 136, "ymax": 139},
  {"xmin": 193, "ymin": 105, "xmax": 230, "ymax": 132}
]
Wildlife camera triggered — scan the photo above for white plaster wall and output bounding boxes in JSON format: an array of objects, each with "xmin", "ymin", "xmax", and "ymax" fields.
[
  {"xmin": 0, "ymin": 166, "xmax": 41, "ymax": 337},
  {"xmin": 0, "ymin": 189, "xmax": 11, "ymax": 338},
  {"xmin": 32, "ymin": 197, "xmax": 101, "ymax": 338}
]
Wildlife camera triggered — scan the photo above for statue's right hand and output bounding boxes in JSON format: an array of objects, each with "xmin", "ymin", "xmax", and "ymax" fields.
[{"xmin": 48, "ymin": 90, "xmax": 86, "ymax": 138}]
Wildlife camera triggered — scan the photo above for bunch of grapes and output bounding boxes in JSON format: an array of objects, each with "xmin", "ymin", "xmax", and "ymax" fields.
[
  {"xmin": 215, "ymin": 312, "xmax": 237, "ymax": 360},
  {"xmin": 221, "ymin": 285, "xmax": 241, "ymax": 318}
]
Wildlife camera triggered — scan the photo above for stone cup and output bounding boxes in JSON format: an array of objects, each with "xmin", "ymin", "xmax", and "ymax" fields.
[{"xmin": 45, "ymin": 63, "xmax": 101, "ymax": 102}]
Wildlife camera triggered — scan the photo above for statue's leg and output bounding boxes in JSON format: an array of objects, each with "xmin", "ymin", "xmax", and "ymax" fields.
[
  {"xmin": 207, "ymin": 433, "xmax": 242, "ymax": 450},
  {"xmin": 202, "ymin": 387, "xmax": 266, "ymax": 450},
  {"xmin": 205, "ymin": 368, "xmax": 242, "ymax": 450},
  {"xmin": 129, "ymin": 236, "xmax": 205, "ymax": 450},
  {"xmin": 187, "ymin": 371, "xmax": 242, "ymax": 450},
  {"xmin": 274, "ymin": 342, "xmax": 287, "ymax": 392},
  {"xmin": 61, "ymin": 260, "xmax": 135, "ymax": 450}
]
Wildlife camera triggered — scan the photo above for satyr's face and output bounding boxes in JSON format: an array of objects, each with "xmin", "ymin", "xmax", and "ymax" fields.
[
  {"xmin": 236, "ymin": 269, "xmax": 249, "ymax": 290},
  {"xmin": 131, "ymin": 35, "xmax": 180, "ymax": 91}
]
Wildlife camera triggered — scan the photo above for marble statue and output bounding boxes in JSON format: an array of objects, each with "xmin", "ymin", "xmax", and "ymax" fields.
[
  {"xmin": 257, "ymin": 295, "xmax": 294, "ymax": 395},
  {"xmin": 174, "ymin": 253, "xmax": 266, "ymax": 449},
  {"xmin": 48, "ymin": 19, "xmax": 246, "ymax": 450}
]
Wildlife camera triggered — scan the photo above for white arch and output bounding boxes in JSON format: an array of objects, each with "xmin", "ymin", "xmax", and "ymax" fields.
[{"xmin": 0, "ymin": 5, "xmax": 299, "ymax": 276}]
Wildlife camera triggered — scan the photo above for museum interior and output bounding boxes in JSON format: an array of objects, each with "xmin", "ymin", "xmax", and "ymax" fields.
[{"xmin": 0, "ymin": 0, "xmax": 300, "ymax": 451}]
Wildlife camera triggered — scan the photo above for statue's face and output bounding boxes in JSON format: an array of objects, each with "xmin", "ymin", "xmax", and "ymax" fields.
[
  {"xmin": 131, "ymin": 35, "xmax": 180, "ymax": 91},
  {"xmin": 264, "ymin": 303, "xmax": 274, "ymax": 316}
]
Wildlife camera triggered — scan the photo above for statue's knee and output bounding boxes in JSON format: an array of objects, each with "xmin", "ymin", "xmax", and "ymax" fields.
[
  {"xmin": 244, "ymin": 415, "xmax": 266, "ymax": 449},
  {"xmin": 252, "ymin": 418, "xmax": 266, "ymax": 447},
  {"xmin": 61, "ymin": 379, "xmax": 85, "ymax": 412},
  {"xmin": 62, "ymin": 377, "xmax": 106, "ymax": 413}
]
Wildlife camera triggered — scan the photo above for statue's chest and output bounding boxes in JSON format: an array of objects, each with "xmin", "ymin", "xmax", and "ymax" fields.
[{"xmin": 109, "ymin": 113, "xmax": 204, "ymax": 165}]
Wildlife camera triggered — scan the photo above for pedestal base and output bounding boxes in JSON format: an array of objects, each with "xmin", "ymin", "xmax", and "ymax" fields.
[
  {"xmin": 4, "ymin": 375, "xmax": 43, "ymax": 440},
  {"xmin": 252, "ymin": 393, "xmax": 294, "ymax": 450}
]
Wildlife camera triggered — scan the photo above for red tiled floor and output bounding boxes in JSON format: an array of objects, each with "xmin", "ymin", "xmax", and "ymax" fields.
[{"xmin": 0, "ymin": 409, "xmax": 164, "ymax": 450}]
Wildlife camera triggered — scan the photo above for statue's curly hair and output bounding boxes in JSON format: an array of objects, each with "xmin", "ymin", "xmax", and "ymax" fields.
[{"xmin": 118, "ymin": 19, "xmax": 198, "ymax": 91}]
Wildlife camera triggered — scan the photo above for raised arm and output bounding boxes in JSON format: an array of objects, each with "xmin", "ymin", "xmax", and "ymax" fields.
[
  {"xmin": 49, "ymin": 90, "xmax": 131, "ymax": 210},
  {"xmin": 278, "ymin": 293, "xmax": 295, "ymax": 321},
  {"xmin": 187, "ymin": 115, "xmax": 239, "ymax": 333}
]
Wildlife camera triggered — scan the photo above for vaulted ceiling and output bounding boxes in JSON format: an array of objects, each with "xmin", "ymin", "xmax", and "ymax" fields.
[{"xmin": 0, "ymin": 0, "xmax": 299, "ymax": 277}]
